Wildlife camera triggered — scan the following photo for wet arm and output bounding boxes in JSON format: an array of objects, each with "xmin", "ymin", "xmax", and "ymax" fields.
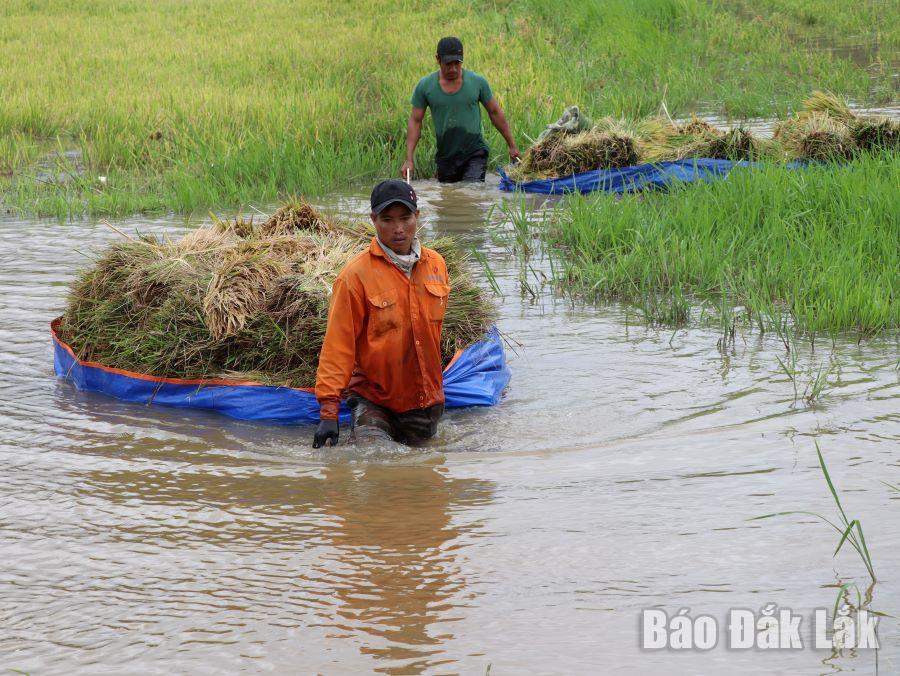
[
  {"xmin": 315, "ymin": 276, "xmax": 365, "ymax": 420},
  {"xmin": 405, "ymin": 107, "xmax": 426, "ymax": 164},
  {"xmin": 484, "ymin": 99, "xmax": 519, "ymax": 154}
]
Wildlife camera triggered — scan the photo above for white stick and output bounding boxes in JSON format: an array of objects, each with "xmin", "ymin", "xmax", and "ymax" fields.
[{"xmin": 405, "ymin": 168, "xmax": 411, "ymax": 185}]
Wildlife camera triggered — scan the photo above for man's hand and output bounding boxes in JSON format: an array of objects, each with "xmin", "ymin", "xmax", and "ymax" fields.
[
  {"xmin": 400, "ymin": 160, "xmax": 414, "ymax": 181},
  {"xmin": 312, "ymin": 419, "xmax": 339, "ymax": 448},
  {"xmin": 509, "ymin": 146, "xmax": 522, "ymax": 163}
]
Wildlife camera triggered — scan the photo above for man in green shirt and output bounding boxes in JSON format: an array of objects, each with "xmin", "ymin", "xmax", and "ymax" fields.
[{"xmin": 401, "ymin": 37, "xmax": 520, "ymax": 183}]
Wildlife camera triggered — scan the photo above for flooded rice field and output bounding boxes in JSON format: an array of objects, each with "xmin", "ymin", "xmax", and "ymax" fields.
[{"xmin": 1, "ymin": 180, "xmax": 898, "ymax": 674}]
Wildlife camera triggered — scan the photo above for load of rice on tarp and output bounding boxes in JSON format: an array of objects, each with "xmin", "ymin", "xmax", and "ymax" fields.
[
  {"xmin": 508, "ymin": 92, "xmax": 899, "ymax": 182},
  {"xmin": 57, "ymin": 201, "xmax": 496, "ymax": 389}
]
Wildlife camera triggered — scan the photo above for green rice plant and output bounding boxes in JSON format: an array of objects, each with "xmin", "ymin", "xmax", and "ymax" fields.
[
  {"xmin": 775, "ymin": 341, "xmax": 801, "ymax": 403},
  {"xmin": 711, "ymin": 285, "xmax": 739, "ymax": 352},
  {"xmin": 804, "ymin": 359, "xmax": 838, "ymax": 405},
  {"xmin": 636, "ymin": 285, "xmax": 691, "ymax": 327},
  {"xmin": 493, "ymin": 197, "xmax": 540, "ymax": 259},
  {"xmin": 542, "ymin": 153, "xmax": 898, "ymax": 335},
  {"xmin": 1, "ymin": 0, "xmax": 894, "ymax": 215},
  {"xmin": 753, "ymin": 442, "xmax": 876, "ymax": 583},
  {"xmin": 776, "ymin": 349, "xmax": 838, "ymax": 407},
  {"xmin": 470, "ymin": 247, "xmax": 504, "ymax": 298}
]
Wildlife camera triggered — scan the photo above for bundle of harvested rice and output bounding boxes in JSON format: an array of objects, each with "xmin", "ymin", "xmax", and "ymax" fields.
[
  {"xmin": 58, "ymin": 201, "xmax": 496, "ymax": 388},
  {"xmin": 673, "ymin": 116, "xmax": 724, "ymax": 137},
  {"xmin": 796, "ymin": 90, "xmax": 898, "ymax": 155},
  {"xmin": 704, "ymin": 127, "xmax": 758, "ymax": 160},
  {"xmin": 774, "ymin": 112, "xmax": 856, "ymax": 161},
  {"xmin": 850, "ymin": 116, "xmax": 900, "ymax": 153},
  {"xmin": 640, "ymin": 122, "xmax": 717, "ymax": 164},
  {"xmin": 800, "ymin": 90, "xmax": 854, "ymax": 123},
  {"xmin": 509, "ymin": 125, "xmax": 638, "ymax": 181},
  {"xmin": 664, "ymin": 126, "xmax": 760, "ymax": 161}
]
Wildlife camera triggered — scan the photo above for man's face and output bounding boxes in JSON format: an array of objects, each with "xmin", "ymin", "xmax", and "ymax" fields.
[
  {"xmin": 371, "ymin": 203, "xmax": 418, "ymax": 256},
  {"xmin": 437, "ymin": 58, "xmax": 462, "ymax": 81}
]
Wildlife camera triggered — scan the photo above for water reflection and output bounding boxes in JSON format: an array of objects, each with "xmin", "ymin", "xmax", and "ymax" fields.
[
  {"xmin": 317, "ymin": 461, "xmax": 494, "ymax": 673},
  {"xmin": 72, "ymin": 453, "xmax": 495, "ymax": 673}
]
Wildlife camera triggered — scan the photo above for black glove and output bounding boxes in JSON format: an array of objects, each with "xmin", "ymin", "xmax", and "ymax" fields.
[{"xmin": 312, "ymin": 419, "xmax": 339, "ymax": 448}]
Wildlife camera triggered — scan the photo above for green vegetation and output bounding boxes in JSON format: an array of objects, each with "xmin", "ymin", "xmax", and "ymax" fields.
[
  {"xmin": 753, "ymin": 442, "xmax": 876, "ymax": 584},
  {"xmin": 1, "ymin": 0, "xmax": 896, "ymax": 216},
  {"xmin": 539, "ymin": 153, "xmax": 898, "ymax": 335}
]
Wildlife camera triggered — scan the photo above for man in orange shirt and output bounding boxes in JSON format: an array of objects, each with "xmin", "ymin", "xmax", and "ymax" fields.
[{"xmin": 312, "ymin": 179, "xmax": 450, "ymax": 448}]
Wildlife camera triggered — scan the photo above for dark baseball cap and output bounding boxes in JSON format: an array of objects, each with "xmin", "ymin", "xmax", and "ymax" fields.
[
  {"xmin": 370, "ymin": 179, "xmax": 418, "ymax": 215},
  {"xmin": 437, "ymin": 36, "xmax": 463, "ymax": 63}
]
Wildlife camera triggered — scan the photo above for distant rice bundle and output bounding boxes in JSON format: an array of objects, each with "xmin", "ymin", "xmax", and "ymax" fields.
[
  {"xmin": 59, "ymin": 201, "xmax": 496, "ymax": 388},
  {"xmin": 673, "ymin": 116, "xmax": 723, "ymax": 137},
  {"xmin": 509, "ymin": 95, "xmax": 896, "ymax": 180},
  {"xmin": 774, "ymin": 112, "xmax": 856, "ymax": 161},
  {"xmin": 788, "ymin": 90, "xmax": 899, "ymax": 158},
  {"xmin": 672, "ymin": 127, "xmax": 759, "ymax": 161},
  {"xmin": 850, "ymin": 116, "xmax": 900, "ymax": 153},
  {"xmin": 510, "ymin": 123, "xmax": 638, "ymax": 181},
  {"xmin": 261, "ymin": 201, "xmax": 334, "ymax": 236},
  {"xmin": 800, "ymin": 90, "xmax": 854, "ymax": 123}
]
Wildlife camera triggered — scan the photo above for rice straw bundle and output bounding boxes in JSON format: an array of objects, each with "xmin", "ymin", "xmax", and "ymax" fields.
[
  {"xmin": 774, "ymin": 112, "xmax": 856, "ymax": 161},
  {"xmin": 850, "ymin": 116, "xmax": 900, "ymax": 153},
  {"xmin": 59, "ymin": 201, "xmax": 496, "ymax": 388},
  {"xmin": 674, "ymin": 116, "xmax": 724, "ymax": 137},
  {"xmin": 794, "ymin": 90, "xmax": 898, "ymax": 156},
  {"xmin": 800, "ymin": 90, "xmax": 854, "ymax": 123},
  {"xmin": 510, "ymin": 125, "xmax": 638, "ymax": 180},
  {"xmin": 510, "ymin": 93, "xmax": 895, "ymax": 177}
]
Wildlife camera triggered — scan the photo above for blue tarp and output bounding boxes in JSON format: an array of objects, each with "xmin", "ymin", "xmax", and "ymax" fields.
[
  {"xmin": 52, "ymin": 319, "xmax": 510, "ymax": 424},
  {"xmin": 498, "ymin": 159, "xmax": 804, "ymax": 195}
]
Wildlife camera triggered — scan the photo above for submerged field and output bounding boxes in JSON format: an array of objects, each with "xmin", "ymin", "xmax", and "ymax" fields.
[
  {"xmin": 1, "ymin": 0, "xmax": 897, "ymax": 216},
  {"xmin": 535, "ymin": 153, "xmax": 899, "ymax": 336},
  {"xmin": 3, "ymin": 188, "xmax": 900, "ymax": 674}
]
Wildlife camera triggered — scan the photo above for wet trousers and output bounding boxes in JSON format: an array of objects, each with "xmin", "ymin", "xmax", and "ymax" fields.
[
  {"xmin": 348, "ymin": 393, "xmax": 444, "ymax": 445},
  {"xmin": 436, "ymin": 149, "xmax": 488, "ymax": 183}
]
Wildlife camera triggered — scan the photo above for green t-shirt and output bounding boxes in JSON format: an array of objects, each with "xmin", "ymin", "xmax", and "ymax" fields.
[{"xmin": 411, "ymin": 70, "xmax": 493, "ymax": 161}]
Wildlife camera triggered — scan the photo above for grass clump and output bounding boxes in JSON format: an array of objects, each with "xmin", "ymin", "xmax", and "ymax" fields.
[
  {"xmin": 58, "ymin": 201, "xmax": 496, "ymax": 388},
  {"xmin": 543, "ymin": 153, "xmax": 899, "ymax": 335},
  {"xmin": 1, "ymin": 1, "xmax": 894, "ymax": 216}
]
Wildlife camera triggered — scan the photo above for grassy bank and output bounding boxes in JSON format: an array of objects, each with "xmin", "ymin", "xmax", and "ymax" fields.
[
  {"xmin": 1, "ymin": 0, "xmax": 896, "ymax": 216},
  {"xmin": 542, "ymin": 153, "xmax": 899, "ymax": 335}
]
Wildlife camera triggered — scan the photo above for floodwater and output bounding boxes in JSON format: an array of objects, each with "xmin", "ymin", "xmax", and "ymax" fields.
[
  {"xmin": 1, "ymin": 179, "xmax": 899, "ymax": 675},
  {"xmin": 679, "ymin": 103, "xmax": 900, "ymax": 138}
]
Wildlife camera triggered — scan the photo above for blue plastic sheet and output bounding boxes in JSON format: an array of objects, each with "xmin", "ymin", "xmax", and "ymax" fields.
[
  {"xmin": 499, "ymin": 159, "xmax": 803, "ymax": 195},
  {"xmin": 52, "ymin": 319, "xmax": 510, "ymax": 424}
]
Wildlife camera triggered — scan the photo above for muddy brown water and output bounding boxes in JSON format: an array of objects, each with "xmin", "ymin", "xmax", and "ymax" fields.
[{"xmin": 1, "ymin": 179, "xmax": 898, "ymax": 674}]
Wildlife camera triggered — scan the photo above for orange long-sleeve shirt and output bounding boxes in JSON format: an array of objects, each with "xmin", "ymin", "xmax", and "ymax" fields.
[{"xmin": 314, "ymin": 238, "xmax": 450, "ymax": 420}]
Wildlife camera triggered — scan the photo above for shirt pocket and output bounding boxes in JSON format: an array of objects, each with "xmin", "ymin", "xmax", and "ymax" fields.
[
  {"xmin": 423, "ymin": 283, "xmax": 451, "ymax": 323},
  {"xmin": 367, "ymin": 288, "xmax": 400, "ymax": 338}
]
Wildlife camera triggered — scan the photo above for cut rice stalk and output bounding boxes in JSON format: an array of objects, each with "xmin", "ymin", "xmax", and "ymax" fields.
[{"xmin": 59, "ymin": 201, "xmax": 497, "ymax": 388}]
